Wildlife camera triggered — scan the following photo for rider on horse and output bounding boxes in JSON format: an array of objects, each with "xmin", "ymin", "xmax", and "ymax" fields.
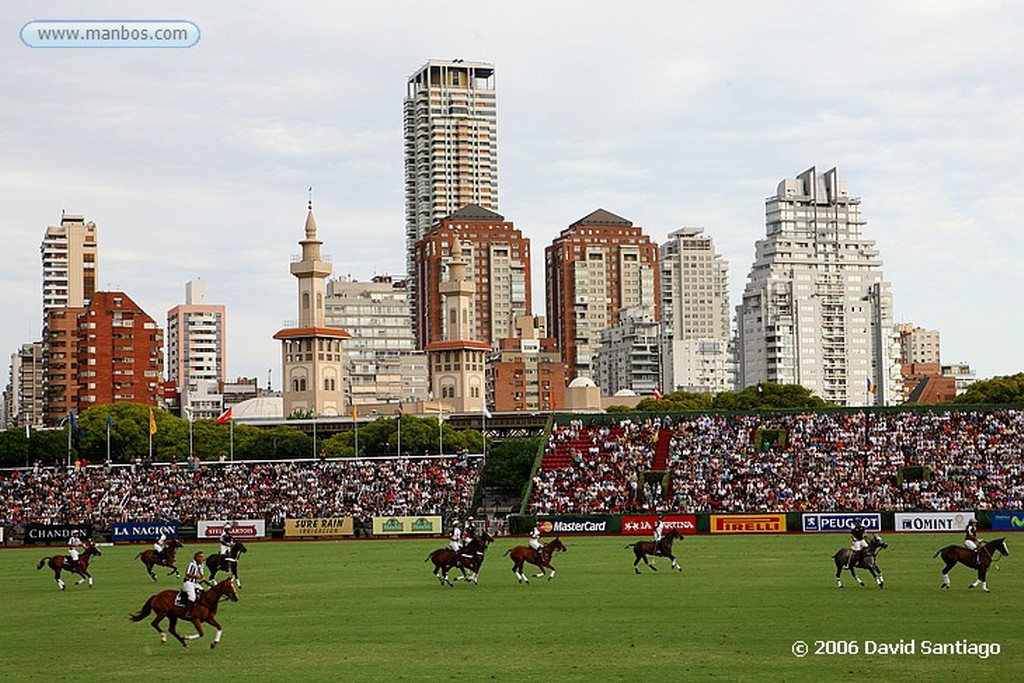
[
  {"xmin": 849, "ymin": 520, "xmax": 868, "ymax": 568},
  {"xmin": 463, "ymin": 518, "xmax": 476, "ymax": 547},
  {"xmin": 653, "ymin": 515, "xmax": 666, "ymax": 556},
  {"xmin": 529, "ymin": 523, "xmax": 544, "ymax": 565},
  {"xmin": 67, "ymin": 532, "xmax": 85, "ymax": 572},
  {"xmin": 964, "ymin": 518, "xmax": 982, "ymax": 566},
  {"xmin": 220, "ymin": 524, "xmax": 237, "ymax": 564},
  {"xmin": 153, "ymin": 531, "xmax": 169, "ymax": 564},
  {"xmin": 182, "ymin": 551, "xmax": 206, "ymax": 618},
  {"xmin": 449, "ymin": 521, "xmax": 462, "ymax": 554}
]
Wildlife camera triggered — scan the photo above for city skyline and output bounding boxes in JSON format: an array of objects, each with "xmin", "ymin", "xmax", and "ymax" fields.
[{"xmin": 3, "ymin": 1, "xmax": 1022, "ymax": 389}]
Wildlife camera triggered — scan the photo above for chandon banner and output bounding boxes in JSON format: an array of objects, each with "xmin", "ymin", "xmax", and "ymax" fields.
[{"xmin": 24, "ymin": 524, "xmax": 94, "ymax": 545}]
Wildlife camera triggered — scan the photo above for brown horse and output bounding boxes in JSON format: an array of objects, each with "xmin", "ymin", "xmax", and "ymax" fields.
[
  {"xmin": 625, "ymin": 528, "xmax": 684, "ymax": 574},
  {"xmin": 136, "ymin": 538, "xmax": 184, "ymax": 581},
  {"xmin": 37, "ymin": 542, "xmax": 102, "ymax": 590},
  {"xmin": 129, "ymin": 576, "xmax": 239, "ymax": 648},
  {"xmin": 504, "ymin": 537, "xmax": 567, "ymax": 583},
  {"xmin": 425, "ymin": 532, "xmax": 494, "ymax": 587},
  {"xmin": 833, "ymin": 534, "xmax": 887, "ymax": 588},
  {"xmin": 935, "ymin": 537, "xmax": 1009, "ymax": 592},
  {"xmin": 207, "ymin": 541, "xmax": 247, "ymax": 588}
]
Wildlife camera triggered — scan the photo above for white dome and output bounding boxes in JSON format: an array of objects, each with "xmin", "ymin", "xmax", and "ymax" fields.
[
  {"xmin": 568, "ymin": 377, "xmax": 598, "ymax": 388},
  {"xmin": 613, "ymin": 389, "xmax": 638, "ymax": 397},
  {"xmin": 231, "ymin": 396, "xmax": 284, "ymax": 419}
]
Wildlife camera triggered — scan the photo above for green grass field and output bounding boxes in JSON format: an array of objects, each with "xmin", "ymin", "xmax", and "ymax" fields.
[{"xmin": 2, "ymin": 532, "xmax": 1020, "ymax": 682}]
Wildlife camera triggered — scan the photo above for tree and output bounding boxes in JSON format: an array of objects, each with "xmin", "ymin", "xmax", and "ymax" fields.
[
  {"xmin": 952, "ymin": 373, "xmax": 1024, "ymax": 405},
  {"xmin": 712, "ymin": 383, "xmax": 831, "ymax": 410},
  {"xmin": 480, "ymin": 436, "xmax": 540, "ymax": 498}
]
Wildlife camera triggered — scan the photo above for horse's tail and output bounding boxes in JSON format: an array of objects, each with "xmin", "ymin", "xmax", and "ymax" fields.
[
  {"xmin": 932, "ymin": 548, "xmax": 944, "ymax": 558},
  {"xmin": 624, "ymin": 543, "xmax": 636, "ymax": 550},
  {"xmin": 37, "ymin": 557, "xmax": 50, "ymax": 570},
  {"xmin": 503, "ymin": 548, "xmax": 512, "ymax": 557},
  {"xmin": 128, "ymin": 596, "xmax": 155, "ymax": 622},
  {"xmin": 134, "ymin": 552, "xmax": 143, "ymax": 560}
]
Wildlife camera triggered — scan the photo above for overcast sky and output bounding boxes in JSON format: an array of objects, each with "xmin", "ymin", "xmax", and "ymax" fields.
[{"xmin": 2, "ymin": 1, "xmax": 1022, "ymax": 391}]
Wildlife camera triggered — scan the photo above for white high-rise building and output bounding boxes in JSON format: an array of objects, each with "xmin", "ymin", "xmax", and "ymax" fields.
[
  {"xmin": 658, "ymin": 227, "xmax": 736, "ymax": 394},
  {"xmin": 324, "ymin": 275, "xmax": 428, "ymax": 406},
  {"xmin": 404, "ymin": 59, "xmax": 497, "ymax": 340},
  {"xmin": 737, "ymin": 167, "xmax": 901, "ymax": 406},
  {"xmin": 166, "ymin": 278, "xmax": 227, "ymax": 419},
  {"xmin": 41, "ymin": 212, "xmax": 98, "ymax": 312}
]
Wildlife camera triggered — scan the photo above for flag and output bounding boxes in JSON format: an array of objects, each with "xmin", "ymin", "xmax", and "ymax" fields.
[
  {"xmin": 216, "ymin": 406, "xmax": 233, "ymax": 425},
  {"xmin": 867, "ymin": 378, "xmax": 876, "ymax": 395},
  {"xmin": 107, "ymin": 414, "xmax": 114, "ymax": 429},
  {"xmin": 482, "ymin": 404, "xmax": 492, "ymax": 419},
  {"xmin": 396, "ymin": 401, "xmax": 404, "ymax": 416},
  {"xmin": 69, "ymin": 411, "xmax": 85, "ymax": 437},
  {"xmin": 351, "ymin": 405, "xmax": 358, "ymax": 422},
  {"xmin": 149, "ymin": 407, "xmax": 157, "ymax": 435},
  {"xmin": 653, "ymin": 386, "xmax": 663, "ymax": 400}
]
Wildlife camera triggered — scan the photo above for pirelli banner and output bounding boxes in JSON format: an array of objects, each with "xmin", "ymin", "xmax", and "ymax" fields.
[
  {"xmin": 372, "ymin": 515, "xmax": 442, "ymax": 536},
  {"xmin": 710, "ymin": 514, "xmax": 787, "ymax": 534},
  {"xmin": 284, "ymin": 517, "xmax": 355, "ymax": 538}
]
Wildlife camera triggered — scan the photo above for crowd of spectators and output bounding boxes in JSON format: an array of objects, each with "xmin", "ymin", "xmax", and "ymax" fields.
[
  {"xmin": 0, "ymin": 455, "xmax": 483, "ymax": 530},
  {"xmin": 529, "ymin": 409, "xmax": 1024, "ymax": 515}
]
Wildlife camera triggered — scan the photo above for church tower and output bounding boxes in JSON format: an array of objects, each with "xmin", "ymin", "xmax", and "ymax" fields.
[
  {"xmin": 274, "ymin": 200, "xmax": 351, "ymax": 417},
  {"xmin": 426, "ymin": 234, "xmax": 489, "ymax": 412}
]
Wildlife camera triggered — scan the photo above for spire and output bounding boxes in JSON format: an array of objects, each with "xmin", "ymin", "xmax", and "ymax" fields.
[{"xmin": 304, "ymin": 187, "xmax": 317, "ymax": 239}]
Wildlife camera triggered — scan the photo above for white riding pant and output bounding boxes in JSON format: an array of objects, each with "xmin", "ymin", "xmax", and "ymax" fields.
[
  {"xmin": 965, "ymin": 539, "xmax": 978, "ymax": 552},
  {"xmin": 69, "ymin": 549, "xmax": 80, "ymax": 561},
  {"xmin": 851, "ymin": 539, "xmax": 868, "ymax": 551},
  {"xmin": 183, "ymin": 582, "xmax": 199, "ymax": 601}
]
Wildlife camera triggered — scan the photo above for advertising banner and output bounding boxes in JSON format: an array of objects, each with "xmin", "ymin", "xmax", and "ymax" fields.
[
  {"xmin": 111, "ymin": 522, "xmax": 180, "ymax": 542},
  {"xmin": 621, "ymin": 515, "xmax": 697, "ymax": 535},
  {"xmin": 537, "ymin": 515, "xmax": 613, "ymax": 534},
  {"xmin": 802, "ymin": 513, "xmax": 881, "ymax": 533},
  {"xmin": 372, "ymin": 515, "xmax": 442, "ymax": 536},
  {"xmin": 894, "ymin": 511, "xmax": 975, "ymax": 533},
  {"xmin": 24, "ymin": 524, "xmax": 93, "ymax": 545},
  {"xmin": 710, "ymin": 514, "xmax": 786, "ymax": 534},
  {"xmin": 989, "ymin": 511, "xmax": 1024, "ymax": 531},
  {"xmin": 284, "ymin": 517, "xmax": 355, "ymax": 538},
  {"xmin": 197, "ymin": 519, "xmax": 265, "ymax": 540}
]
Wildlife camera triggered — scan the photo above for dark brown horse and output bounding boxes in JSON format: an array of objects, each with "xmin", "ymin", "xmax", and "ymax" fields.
[
  {"xmin": 625, "ymin": 528, "xmax": 683, "ymax": 574},
  {"xmin": 129, "ymin": 576, "xmax": 239, "ymax": 648},
  {"xmin": 504, "ymin": 537, "xmax": 567, "ymax": 583},
  {"xmin": 37, "ymin": 542, "xmax": 102, "ymax": 590},
  {"xmin": 833, "ymin": 534, "xmax": 887, "ymax": 588},
  {"xmin": 207, "ymin": 541, "xmax": 247, "ymax": 588},
  {"xmin": 425, "ymin": 532, "xmax": 494, "ymax": 587},
  {"xmin": 935, "ymin": 537, "xmax": 1009, "ymax": 592},
  {"xmin": 136, "ymin": 538, "xmax": 184, "ymax": 581}
]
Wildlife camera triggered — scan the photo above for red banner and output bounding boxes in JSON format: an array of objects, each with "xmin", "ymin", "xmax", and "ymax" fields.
[{"xmin": 621, "ymin": 515, "xmax": 697, "ymax": 535}]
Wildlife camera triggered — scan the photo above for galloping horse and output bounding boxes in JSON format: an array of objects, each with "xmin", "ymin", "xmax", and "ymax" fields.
[
  {"xmin": 934, "ymin": 537, "xmax": 1009, "ymax": 592},
  {"xmin": 504, "ymin": 537, "xmax": 567, "ymax": 583},
  {"xmin": 207, "ymin": 540, "xmax": 247, "ymax": 588},
  {"xmin": 136, "ymin": 538, "xmax": 184, "ymax": 581},
  {"xmin": 425, "ymin": 532, "xmax": 494, "ymax": 587},
  {"xmin": 625, "ymin": 528, "xmax": 684, "ymax": 574},
  {"xmin": 37, "ymin": 541, "xmax": 102, "ymax": 590},
  {"xmin": 833, "ymin": 534, "xmax": 888, "ymax": 588},
  {"xmin": 129, "ymin": 576, "xmax": 239, "ymax": 649}
]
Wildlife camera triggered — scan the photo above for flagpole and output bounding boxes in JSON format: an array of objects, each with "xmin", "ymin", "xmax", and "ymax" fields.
[
  {"xmin": 66, "ymin": 414, "xmax": 72, "ymax": 468},
  {"xmin": 482, "ymin": 405, "xmax": 487, "ymax": 462},
  {"xmin": 106, "ymin": 415, "xmax": 111, "ymax": 465},
  {"xmin": 438, "ymin": 402, "xmax": 443, "ymax": 456},
  {"xmin": 230, "ymin": 419, "xmax": 234, "ymax": 462}
]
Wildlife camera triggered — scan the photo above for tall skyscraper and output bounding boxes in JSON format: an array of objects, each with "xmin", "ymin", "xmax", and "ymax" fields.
[
  {"xmin": 413, "ymin": 205, "xmax": 530, "ymax": 350},
  {"xmin": 658, "ymin": 227, "xmax": 736, "ymax": 393},
  {"xmin": 737, "ymin": 166, "xmax": 901, "ymax": 406},
  {"xmin": 404, "ymin": 59, "xmax": 497, "ymax": 338},
  {"xmin": 3, "ymin": 342, "xmax": 44, "ymax": 429},
  {"xmin": 166, "ymin": 278, "xmax": 227, "ymax": 419},
  {"xmin": 273, "ymin": 202, "xmax": 351, "ymax": 417},
  {"xmin": 41, "ymin": 212, "xmax": 98, "ymax": 312},
  {"xmin": 545, "ymin": 209, "xmax": 659, "ymax": 382}
]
